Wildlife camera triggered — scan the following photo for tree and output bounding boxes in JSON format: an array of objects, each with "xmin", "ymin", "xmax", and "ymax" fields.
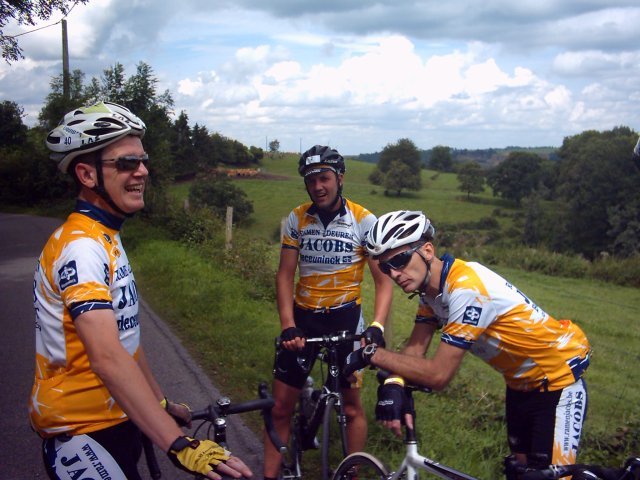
[
  {"xmin": 486, "ymin": 151, "xmax": 544, "ymax": 206},
  {"xmin": 1, "ymin": 0, "xmax": 89, "ymax": 63},
  {"xmin": 555, "ymin": 127, "xmax": 640, "ymax": 257},
  {"xmin": 456, "ymin": 161, "xmax": 485, "ymax": 199},
  {"xmin": 189, "ymin": 177, "xmax": 254, "ymax": 224},
  {"xmin": 38, "ymin": 69, "xmax": 89, "ymax": 130},
  {"xmin": 369, "ymin": 138, "xmax": 422, "ymax": 195},
  {"xmin": 0, "ymin": 101, "xmax": 28, "ymax": 146},
  {"xmin": 268, "ymin": 139, "xmax": 280, "ymax": 156},
  {"xmin": 383, "ymin": 160, "xmax": 419, "ymax": 196},
  {"xmin": 429, "ymin": 145, "xmax": 453, "ymax": 172}
]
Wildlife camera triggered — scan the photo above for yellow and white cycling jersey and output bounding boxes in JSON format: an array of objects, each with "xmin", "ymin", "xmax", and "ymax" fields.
[
  {"xmin": 282, "ymin": 198, "xmax": 377, "ymax": 311},
  {"xmin": 30, "ymin": 201, "xmax": 140, "ymax": 437},
  {"xmin": 417, "ymin": 254, "xmax": 591, "ymax": 392}
]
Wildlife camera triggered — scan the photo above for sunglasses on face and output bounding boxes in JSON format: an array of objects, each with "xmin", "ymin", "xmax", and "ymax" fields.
[
  {"xmin": 101, "ymin": 154, "xmax": 149, "ymax": 172},
  {"xmin": 378, "ymin": 244, "xmax": 422, "ymax": 275}
]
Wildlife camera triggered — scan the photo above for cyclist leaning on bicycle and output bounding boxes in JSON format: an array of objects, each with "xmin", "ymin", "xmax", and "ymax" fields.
[
  {"xmin": 343, "ymin": 210, "xmax": 592, "ymax": 475},
  {"xmin": 263, "ymin": 145, "xmax": 394, "ymax": 480},
  {"xmin": 30, "ymin": 102, "xmax": 252, "ymax": 480}
]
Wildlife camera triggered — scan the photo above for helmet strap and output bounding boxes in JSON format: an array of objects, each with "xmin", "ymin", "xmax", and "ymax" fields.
[
  {"xmin": 92, "ymin": 159, "xmax": 134, "ymax": 218},
  {"xmin": 408, "ymin": 250, "xmax": 432, "ymax": 299}
]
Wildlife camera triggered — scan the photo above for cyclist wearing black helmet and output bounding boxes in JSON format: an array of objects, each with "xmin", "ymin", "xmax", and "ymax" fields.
[
  {"xmin": 31, "ymin": 102, "xmax": 252, "ymax": 480},
  {"xmin": 263, "ymin": 145, "xmax": 393, "ymax": 480}
]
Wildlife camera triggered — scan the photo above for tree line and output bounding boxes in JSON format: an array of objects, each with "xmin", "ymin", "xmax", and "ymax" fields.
[
  {"xmin": 0, "ymin": 61, "xmax": 262, "ymax": 220},
  {"xmin": 367, "ymin": 133, "xmax": 639, "ymax": 259},
  {"xmin": 1, "ymin": 59, "xmax": 638, "ymax": 260}
]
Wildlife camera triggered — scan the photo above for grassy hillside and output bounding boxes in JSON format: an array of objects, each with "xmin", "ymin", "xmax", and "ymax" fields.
[{"xmin": 138, "ymin": 158, "xmax": 638, "ymax": 477}]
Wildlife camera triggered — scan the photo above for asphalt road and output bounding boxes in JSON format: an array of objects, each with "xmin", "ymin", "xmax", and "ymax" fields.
[{"xmin": 0, "ymin": 212, "xmax": 265, "ymax": 479}]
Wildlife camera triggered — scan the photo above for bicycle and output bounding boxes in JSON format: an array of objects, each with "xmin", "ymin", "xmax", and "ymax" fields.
[
  {"xmin": 144, "ymin": 381, "xmax": 285, "ymax": 479},
  {"xmin": 331, "ymin": 379, "xmax": 640, "ymax": 480},
  {"xmin": 275, "ymin": 330, "xmax": 364, "ymax": 480}
]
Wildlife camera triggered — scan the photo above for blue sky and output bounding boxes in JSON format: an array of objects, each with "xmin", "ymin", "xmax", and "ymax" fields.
[{"xmin": 2, "ymin": 0, "xmax": 639, "ymax": 155}]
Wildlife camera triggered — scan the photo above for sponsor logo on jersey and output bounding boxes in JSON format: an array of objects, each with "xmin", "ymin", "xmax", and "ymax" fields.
[
  {"xmin": 102, "ymin": 233, "xmax": 112, "ymax": 244},
  {"xmin": 462, "ymin": 306, "xmax": 482, "ymax": 325},
  {"xmin": 59, "ymin": 261, "xmax": 79, "ymax": 290}
]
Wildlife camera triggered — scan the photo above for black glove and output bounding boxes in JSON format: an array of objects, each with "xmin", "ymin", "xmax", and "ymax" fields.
[
  {"xmin": 343, "ymin": 343, "xmax": 378, "ymax": 379},
  {"xmin": 375, "ymin": 383, "xmax": 405, "ymax": 422},
  {"xmin": 281, "ymin": 327, "xmax": 305, "ymax": 342},
  {"xmin": 363, "ymin": 325, "xmax": 385, "ymax": 348}
]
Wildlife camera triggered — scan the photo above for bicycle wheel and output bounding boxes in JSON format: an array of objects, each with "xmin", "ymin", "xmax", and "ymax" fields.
[
  {"xmin": 321, "ymin": 396, "xmax": 348, "ymax": 480},
  {"xmin": 332, "ymin": 452, "xmax": 390, "ymax": 480}
]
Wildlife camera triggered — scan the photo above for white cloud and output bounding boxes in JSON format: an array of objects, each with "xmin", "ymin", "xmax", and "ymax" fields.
[{"xmin": 2, "ymin": 0, "xmax": 639, "ymax": 153}]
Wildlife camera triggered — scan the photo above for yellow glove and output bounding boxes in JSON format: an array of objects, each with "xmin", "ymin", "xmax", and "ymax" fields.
[{"xmin": 168, "ymin": 436, "xmax": 230, "ymax": 475}]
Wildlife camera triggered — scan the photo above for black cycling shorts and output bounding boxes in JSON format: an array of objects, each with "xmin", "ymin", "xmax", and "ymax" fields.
[
  {"xmin": 273, "ymin": 302, "xmax": 364, "ymax": 390},
  {"xmin": 506, "ymin": 378, "xmax": 588, "ymax": 465}
]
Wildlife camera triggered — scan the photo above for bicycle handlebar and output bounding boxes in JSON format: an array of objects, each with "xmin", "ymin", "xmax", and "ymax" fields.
[
  {"xmin": 190, "ymin": 382, "xmax": 287, "ymax": 455},
  {"xmin": 275, "ymin": 330, "xmax": 363, "ymax": 349}
]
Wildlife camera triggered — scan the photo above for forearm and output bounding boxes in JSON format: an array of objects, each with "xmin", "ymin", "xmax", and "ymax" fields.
[
  {"xmin": 137, "ymin": 347, "xmax": 164, "ymax": 401},
  {"xmin": 94, "ymin": 350, "xmax": 182, "ymax": 452},
  {"xmin": 276, "ymin": 272, "xmax": 295, "ymax": 330},
  {"xmin": 370, "ymin": 348, "xmax": 447, "ymax": 390}
]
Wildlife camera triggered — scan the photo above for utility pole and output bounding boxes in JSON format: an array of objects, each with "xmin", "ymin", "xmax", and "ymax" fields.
[{"xmin": 62, "ymin": 19, "xmax": 70, "ymax": 100}]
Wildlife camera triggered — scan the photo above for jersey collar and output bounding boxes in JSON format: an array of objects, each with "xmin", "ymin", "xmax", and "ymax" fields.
[
  {"xmin": 438, "ymin": 253, "xmax": 455, "ymax": 294},
  {"xmin": 75, "ymin": 199, "xmax": 125, "ymax": 231},
  {"xmin": 306, "ymin": 196, "xmax": 347, "ymax": 217}
]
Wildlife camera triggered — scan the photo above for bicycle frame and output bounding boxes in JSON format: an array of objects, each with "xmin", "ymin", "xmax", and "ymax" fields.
[{"xmin": 278, "ymin": 330, "xmax": 362, "ymax": 480}]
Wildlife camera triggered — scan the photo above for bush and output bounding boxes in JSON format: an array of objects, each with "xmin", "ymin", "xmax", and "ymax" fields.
[{"xmin": 188, "ymin": 177, "xmax": 254, "ymax": 224}]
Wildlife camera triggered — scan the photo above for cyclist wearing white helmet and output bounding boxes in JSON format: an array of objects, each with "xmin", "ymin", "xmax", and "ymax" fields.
[
  {"xmin": 263, "ymin": 145, "xmax": 393, "ymax": 480},
  {"xmin": 344, "ymin": 210, "xmax": 592, "ymax": 475},
  {"xmin": 32, "ymin": 102, "xmax": 251, "ymax": 480}
]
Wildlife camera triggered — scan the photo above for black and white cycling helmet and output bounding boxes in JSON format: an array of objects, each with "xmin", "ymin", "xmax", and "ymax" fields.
[
  {"xmin": 298, "ymin": 145, "xmax": 346, "ymax": 177},
  {"xmin": 366, "ymin": 210, "xmax": 436, "ymax": 257},
  {"xmin": 46, "ymin": 101, "xmax": 146, "ymax": 173}
]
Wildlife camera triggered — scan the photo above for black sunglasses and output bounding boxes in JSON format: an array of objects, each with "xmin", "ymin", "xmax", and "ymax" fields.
[
  {"xmin": 101, "ymin": 154, "xmax": 149, "ymax": 171},
  {"xmin": 378, "ymin": 244, "xmax": 422, "ymax": 275}
]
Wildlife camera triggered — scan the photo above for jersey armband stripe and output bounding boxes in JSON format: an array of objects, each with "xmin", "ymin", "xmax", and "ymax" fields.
[
  {"xmin": 70, "ymin": 301, "xmax": 113, "ymax": 320},
  {"xmin": 281, "ymin": 244, "xmax": 299, "ymax": 251},
  {"xmin": 441, "ymin": 333, "xmax": 473, "ymax": 350}
]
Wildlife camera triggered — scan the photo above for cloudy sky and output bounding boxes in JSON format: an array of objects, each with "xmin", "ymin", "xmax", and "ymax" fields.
[{"xmin": 2, "ymin": 0, "xmax": 639, "ymax": 155}]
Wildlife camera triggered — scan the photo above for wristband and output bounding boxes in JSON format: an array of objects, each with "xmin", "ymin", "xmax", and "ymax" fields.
[
  {"xmin": 370, "ymin": 321, "xmax": 385, "ymax": 333},
  {"xmin": 384, "ymin": 376, "xmax": 405, "ymax": 387}
]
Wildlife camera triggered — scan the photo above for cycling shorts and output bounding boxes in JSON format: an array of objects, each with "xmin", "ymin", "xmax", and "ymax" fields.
[
  {"xmin": 43, "ymin": 420, "xmax": 142, "ymax": 480},
  {"xmin": 506, "ymin": 378, "xmax": 588, "ymax": 466},
  {"xmin": 273, "ymin": 302, "xmax": 364, "ymax": 390}
]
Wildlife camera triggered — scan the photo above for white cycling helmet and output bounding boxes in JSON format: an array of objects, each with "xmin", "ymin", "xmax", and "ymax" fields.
[
  {"xmin": 46, "ymin": 101, "xmax": 146, "ymax": 173},
  {"xmin": 366, "ymin": 210, "xmax": 435, "ymax": 257}
]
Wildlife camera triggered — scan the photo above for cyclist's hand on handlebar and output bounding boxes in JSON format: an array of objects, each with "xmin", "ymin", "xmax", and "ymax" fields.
[
  {"xmin": 163, "ymin": 398, "xmax": 192, "ymax": 428},
  {"xmin": 375, "ymin": 383, "xmax": 405, "ymax": 437},
  {"xmin": 168, "ymin": 436, "xmax": 252, "ymax": 479},
  {"xmin": 343, "ymin": 343, "xmax": 378, "ymax": 381},
  {"xmin": 280, "ymin": 326, "xmax": 306, "ymax": 351},
  {"xmin": 363, "ymin": 324, "xmax": 386, "ymax": 348}
]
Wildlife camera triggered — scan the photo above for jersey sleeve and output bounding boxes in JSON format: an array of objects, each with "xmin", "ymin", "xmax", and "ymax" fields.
[
  {"xmin": 415, "ymin": 298, "xmax": 441, "ymax": 326},
  {"xmin": 55, "ymin": 237, "xmax": 113, "ymax": 319},
  {"xmin": 281, "ymin": 209, "xmax": 301, "ymax": 251},
  {"xmin": 440, "ymin": 289, "xmax": 497, "ymax": 349}
]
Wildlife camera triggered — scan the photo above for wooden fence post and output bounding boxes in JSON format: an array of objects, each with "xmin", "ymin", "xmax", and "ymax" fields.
[{"xmin": 225, "ymin": 206, "xmax": 233, "ymax": 250}]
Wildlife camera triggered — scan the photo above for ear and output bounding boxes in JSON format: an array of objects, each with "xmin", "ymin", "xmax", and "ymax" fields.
[
  {"xmin": 74, "ymin": 162, "xmax": 97, "ymax": 189},
  {"xmin": 421, "ymin": 242, "xmax": 436, "ymax": 261}
]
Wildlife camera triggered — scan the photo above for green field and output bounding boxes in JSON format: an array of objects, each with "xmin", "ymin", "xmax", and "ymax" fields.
[{"xmin": 132, "ymin": 155, "xmax": 639, "ymax": 478}]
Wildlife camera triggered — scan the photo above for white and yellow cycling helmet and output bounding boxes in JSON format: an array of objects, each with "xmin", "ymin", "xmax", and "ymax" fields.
[
  {"xmin": 366, "ymin": 210, "xmax": 436, "ymax": 258},
  {"xmin": 46, "ymin": 101, "xmax": 146, "ymax": 173}
]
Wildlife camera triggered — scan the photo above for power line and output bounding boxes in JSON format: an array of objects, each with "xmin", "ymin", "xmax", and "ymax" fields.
[{"xmin": 4, "ymin": 0, "xmax": 83, "ymax": 39}]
